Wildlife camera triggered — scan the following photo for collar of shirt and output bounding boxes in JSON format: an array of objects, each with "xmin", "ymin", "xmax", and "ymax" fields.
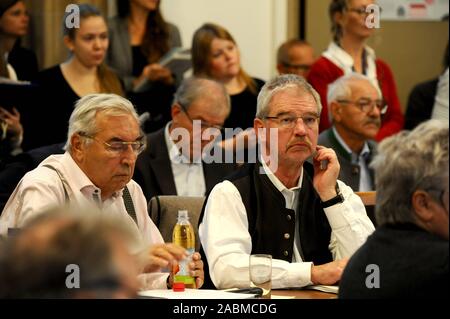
[
  {"xmin": 323, "ymin": 42, "xmax": 378, "ymax": 82},
  {"xmin": 260, "ymin": 157, "xmax": 303, "ymax": 209},
  {"xmin": 332, "ymin": 127, "xmax": 370, "ymax": 164},
  {"xmin": 56, "ymin": 152, "xmax": 123, "ymax": 202},
  {"xmin": 164, "ymin": 121, "xmax": 203, "ymax": 165}
]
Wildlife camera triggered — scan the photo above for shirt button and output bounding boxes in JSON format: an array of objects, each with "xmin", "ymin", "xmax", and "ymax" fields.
[
  {"xmin": 284, "ymin": 233, "xmax": 290, "ymax": 239},
  {"xmin": 287, "ymin": 214, "xmax": 292, "ymax": 221},
  {"xmin": 283, "ymin": 251, "xmax": 289, "ymax": 257}
]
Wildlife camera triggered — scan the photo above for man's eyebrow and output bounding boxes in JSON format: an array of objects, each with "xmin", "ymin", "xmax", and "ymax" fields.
[{"xmin": 108, "ymin": 135, "xmax": 145, "ymax": 142}]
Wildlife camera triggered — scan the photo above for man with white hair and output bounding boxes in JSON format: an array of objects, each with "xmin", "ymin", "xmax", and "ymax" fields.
[
  {"xmin": 318, "ymin": 73, "xmax": 385, "ymax": 192},
  {"xmin": 0, "ymin": 94, "xmax": 204, "ymax": 290}
]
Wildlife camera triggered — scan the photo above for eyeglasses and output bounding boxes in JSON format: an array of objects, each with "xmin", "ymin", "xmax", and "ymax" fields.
[
  {"xmin": 346, "ymin": 6, "xmax": 383, "ymax": 16},
  {"xmin": 282, "ymin": 63, "xmax": 312, "ymax": 72},
  {"xmin": 178, "ymin": 102, "xmax": 224, "ymax": 131},
  {"xmin": 337, "ymin": 98, "xmax": 388, "ymax": 115},
  {"xmin": 264, "ymin": 113, "xmax": 319, "ymax": 129},
  {"xmin": 80, "ymin": 132, "xmax": 146, "ymax": 156}
]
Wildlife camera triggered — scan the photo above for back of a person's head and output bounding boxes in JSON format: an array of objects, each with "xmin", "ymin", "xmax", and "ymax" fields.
[
  {"xmin": 0, "ymin": 207, "xmax": 140, "ymax": 298},
  {"xmin": 371, "ymin": 119, "xmax": 449, "ymax": 227},
  {"xmin": 173, "ymin": 76, "xmax": 231, "ymax": 115}
]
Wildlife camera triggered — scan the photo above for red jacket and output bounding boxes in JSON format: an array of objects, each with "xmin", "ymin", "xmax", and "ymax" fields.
[{"xmin": 308, "ymin": 56, "xmax": 404, "ymax": 141}]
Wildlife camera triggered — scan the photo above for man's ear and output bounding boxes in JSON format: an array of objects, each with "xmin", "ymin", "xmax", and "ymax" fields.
[
  {"xmin": 330, "ymin": 101, "xmax": 342, "ymax": 122},
  {"xmin": 412, "ymin": 190, "xmax": 434, "ymax": 223},
  {"xmin": 254, "ymin": 118, "xmax": 266, "ymax": 142},
  {"xmin": 70, "ymin": 134, "xmax": 85, "ymax": 162},
  {"xmin": 171, "ymin": 103, "xmax": 182, "ymax": 121}
]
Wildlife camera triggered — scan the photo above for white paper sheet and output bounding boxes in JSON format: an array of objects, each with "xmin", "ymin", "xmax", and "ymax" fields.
[{"xmin": 138, "ymin": 289, "xmax": 257, "ymax": 299}]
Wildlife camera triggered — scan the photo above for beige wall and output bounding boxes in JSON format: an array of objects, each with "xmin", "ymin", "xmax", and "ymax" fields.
[{"xmin": 306, "ymin": 0, "xmax": 448, "ymax": 112}]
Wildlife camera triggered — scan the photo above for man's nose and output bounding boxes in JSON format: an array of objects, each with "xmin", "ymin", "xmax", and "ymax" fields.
[{"xmin": 293, "ymin": 118, "xmax": 307, "ymax": 135}]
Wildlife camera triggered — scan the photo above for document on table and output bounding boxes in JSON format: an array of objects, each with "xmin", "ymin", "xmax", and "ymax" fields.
[
  {"xmin": 304, "ymin": 285, "xmax": 339, "ymax": 294},
  {"xmin": 138, "ymin": 289, "xmax": 257, "ymax": 299}
]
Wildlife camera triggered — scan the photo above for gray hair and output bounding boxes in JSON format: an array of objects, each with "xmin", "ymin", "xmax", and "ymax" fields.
[
  {"xmin": 173, "ymin": 76, "xmax": 231, "ymax": 116},
  {"xmin": 65, "ymin": 94, "xmax": 140, "ymax": 151},
  {"xmin": 370, "ymin": 119, "xmax": 449, "ymax": 226},
  {"xmin": 256, "ymin": 74, "xmax": 322, "ymax": 119},
  {"xmin": 0, "ymin": 206, "xmax": 141, "ymax": 298},
  {"xmin": 327, "ymin": 73, "xmax": 382, "ymax": 123}
]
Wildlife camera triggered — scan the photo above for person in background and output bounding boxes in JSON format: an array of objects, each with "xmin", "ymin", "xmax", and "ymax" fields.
[
  {"xmin": 405, "ymin": 43, "xmax": 449, "ymax": 129},
  {"xmin": 0, "ymin": 93, "xmax": 204, "ymax": 290},
  {"xmin": 0, "ymin": 0, "xmax": 37, "ymax": 162},
  {"xmin": 339, "ymin": 120, "xmax": 449, "ymax": 299},
  {"xmin": 318, "ymin": 73, "xmax": 382, "ymax": 192},
  {"xmin": 31, "ymin": 4, "xmax": 123, "ymax": 150},
  {"xmin": 107, "ymin": 0, "xmax": 181, "ymax": 132},
  {"xmin": 277, "ymin": 39, "xmax": 315, "ymax": 79},
  {"xmin": 308, "ymin": 0, "xmax": 404, "ymax": 141},
  {"xmin": 0, "ymin": 208, "xmax": 141, "ymax": 298},
  {"xmin": 0, "ymin": 0, "xmax": 37, "ymax": 81},
  {"xmin": 192, "ymin": 23, "xmax": 264, "ymax": 130},
  {"xmin": 134, "ymin": 77, "xmax": 237, "ymax": 202},
  {"xmin": 199, "ymin": 74, "xmax": 374, "ymax": 289}
]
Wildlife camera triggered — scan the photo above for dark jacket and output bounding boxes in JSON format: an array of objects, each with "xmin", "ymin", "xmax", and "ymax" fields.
[
  {"xmin": 133, "ymin": 127, "xmax": 238, "ymax": 202},
  {"xmin": 318, "ymin": 128, "xmax": 377, "ymax": 191}
]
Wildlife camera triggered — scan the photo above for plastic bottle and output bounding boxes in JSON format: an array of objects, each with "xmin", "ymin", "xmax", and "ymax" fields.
[{"xmin": 172, "ymin": 210, "xmax": 196, "ymax": 288}]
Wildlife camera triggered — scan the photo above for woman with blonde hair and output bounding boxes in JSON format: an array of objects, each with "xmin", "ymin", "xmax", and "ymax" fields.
[
  {"xmin": 192, "ymin": 23, "xmax": 264, "ymax": 130},
  {"xmin": 308, "ymin": 0, "xmax": 404, "ymax": 141}
]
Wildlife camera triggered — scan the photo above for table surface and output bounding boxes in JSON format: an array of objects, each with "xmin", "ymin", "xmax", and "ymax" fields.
[{"xmin": 272, "ymin": 289, "xmax": 337, "ymax": 299}]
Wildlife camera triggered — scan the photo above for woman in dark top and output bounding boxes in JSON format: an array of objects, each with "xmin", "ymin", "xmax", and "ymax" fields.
[
  {"xmin": 29, "ymin": 4, "xmax": 123, "ymax": 150},
  {"xmin": 0, "ymin": 0, "xmax": 37, "ymax": 163},
  {"xmin": 107, "ymin": 0, "xmax": 181, "ymax": 132},
  {"xmin": 192, "ymin": 23, "xmax": 264, "ymax": 130}
]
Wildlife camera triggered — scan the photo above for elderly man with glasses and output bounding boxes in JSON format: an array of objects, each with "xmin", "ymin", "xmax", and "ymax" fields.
[
  {"xmin": 133, "ymin": 77, "xmax": 237, "ymax": 201},
  {"xmin": 318, "ymin": 73, "xmax": 384, "ymax": 192},
  {"xmin": 198, "ymin": 74, "xmax": 374, "ymax": 290},
  {"xmin": 0, "ymin": 93, "xmax": 204, "ymax": 291}
]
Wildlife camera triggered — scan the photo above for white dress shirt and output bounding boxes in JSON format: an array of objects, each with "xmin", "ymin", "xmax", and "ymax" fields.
[
  {"xmin": 333, "ymin": 127, "xmax": 373, "ymax": 192},
  {"xmin": 199, "ymin": 160, "xmax": 375, "ymax": 289},
  {"xmin": 432, "ymin": 67, "xmax": 449, "ymax": 121},
  {"xmin": 0, "ymin": 152, "xmax": 169, "ymax": 290},
  {"xmin": 165, "ymin": 123, "xmax": 206, "ymax": 197}
]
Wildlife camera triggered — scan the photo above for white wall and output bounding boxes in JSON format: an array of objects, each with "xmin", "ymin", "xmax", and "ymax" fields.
[{"xmin": 160, "ymin": 0, "xmax": 288, "ymax": 81}]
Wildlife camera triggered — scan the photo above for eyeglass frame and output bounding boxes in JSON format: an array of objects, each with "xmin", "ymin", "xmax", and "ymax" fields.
[
  {"xmin": 177, "ymin": 102, "xmax": 224, "ymax": 131},
  {"xmin": 79, "ymin": 132, "xmax": 146, "ymax": 156},
  {"xmin": 346, "ymin": 6, "xmax": 383, "ymax": 16},
  {"xmin": 264, "ymin": 112, "xmax": 320, "ymax": 129},
  {"xmin": 281, "ymin": 62, "xmax": 312, "ymax": 72},
  {"xmin": 336, "ymin": 98, "xmax": 388, "ymax": 115}
]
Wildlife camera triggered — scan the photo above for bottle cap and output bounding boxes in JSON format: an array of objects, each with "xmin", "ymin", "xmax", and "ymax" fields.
[
  {"xmin": 178, "ymin": 210, "xmax": 189, "ymax": 219},
  {"xmin": 172, "ymin": 282, "xmax": 185, "ymax": 292}
]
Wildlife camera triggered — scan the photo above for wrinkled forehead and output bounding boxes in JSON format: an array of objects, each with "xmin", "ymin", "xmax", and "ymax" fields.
[
  {"xmin": 268, "ymin": 86, "xmax": 318, "ymax": 114},
  {"xmin": 348, "ymin": 78, "xmax": 380, "ymax": 99}
]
